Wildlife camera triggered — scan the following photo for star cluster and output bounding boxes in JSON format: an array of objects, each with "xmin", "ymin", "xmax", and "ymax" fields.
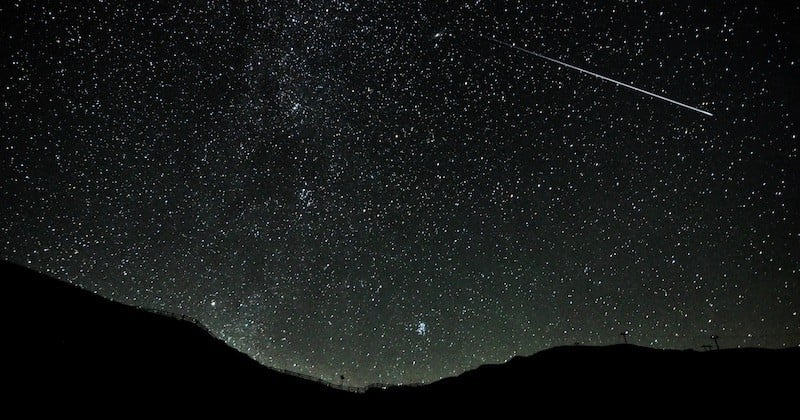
[{"xmin": 2, "ymin": 1, "xmax": 798, "ymax": 386}]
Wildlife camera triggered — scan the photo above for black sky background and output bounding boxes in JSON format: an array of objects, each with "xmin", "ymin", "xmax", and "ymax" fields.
[{"xmin": 2, "ymin": 1, "xmax": 798, "ymax": 385}]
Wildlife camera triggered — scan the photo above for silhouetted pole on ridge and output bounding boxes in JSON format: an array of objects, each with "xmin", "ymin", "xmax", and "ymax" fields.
[
  {"xmin": 620, "ymin": 331, "xmax": 629, "ymax": 344},
  {"xmin": 710, "ymin": 335, "xmax": 720, "ymax": 350}
]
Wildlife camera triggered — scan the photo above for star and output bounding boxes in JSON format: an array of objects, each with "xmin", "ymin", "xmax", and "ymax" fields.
[{"xmin": 416, "ymin": 322, "xmax": 427, "ymax": 337}]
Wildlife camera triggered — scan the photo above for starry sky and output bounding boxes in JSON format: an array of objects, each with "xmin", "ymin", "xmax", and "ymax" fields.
[{"xmin": 2, "ymin": 0, "xmax": 798, "ymax": 386}]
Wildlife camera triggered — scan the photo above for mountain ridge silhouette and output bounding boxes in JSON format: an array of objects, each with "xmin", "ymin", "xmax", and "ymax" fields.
[
  {"xmin": 3, "ymin": 259, "xmax": 797, "ymax": 411},
  {"xmin": 3, "ymin": 260, "xmax": 355, "ymax": 405}
]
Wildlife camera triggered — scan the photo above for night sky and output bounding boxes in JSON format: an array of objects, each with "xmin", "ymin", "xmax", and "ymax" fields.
[{"xmin": 2, "ymin": 1, "xmax": 798, "ymax": 386}]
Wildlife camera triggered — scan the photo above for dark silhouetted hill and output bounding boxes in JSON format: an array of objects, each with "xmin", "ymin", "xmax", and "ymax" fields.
[
  {"xmin": 371, "ymin": 343, "xmax": 799, "ymax": 404},
  {"xmin": 4, "ymin": 260, "xmax": 797, "ymax": 412},
  {"xmin": 2, "ymin": 260, "xmax": 354, "ymax": 407}
]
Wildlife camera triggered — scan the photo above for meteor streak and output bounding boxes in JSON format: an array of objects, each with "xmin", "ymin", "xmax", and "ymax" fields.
[{"xmin": 486, "ymin": 37, "xmax": 713, "ymax": 117}]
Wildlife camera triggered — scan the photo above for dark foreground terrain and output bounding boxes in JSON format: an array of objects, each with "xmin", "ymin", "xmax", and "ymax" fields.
[{"xmin": 4, "ymin": 260, "xmax": 797, "ymax": 412}]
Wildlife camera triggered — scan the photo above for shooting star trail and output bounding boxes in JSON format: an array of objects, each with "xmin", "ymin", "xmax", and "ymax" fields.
[{"xmin": 486, "ymin": 37, "xmax": 713, "ymax": 117}]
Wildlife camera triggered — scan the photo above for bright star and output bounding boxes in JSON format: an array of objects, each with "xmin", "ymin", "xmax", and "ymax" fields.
[{"xmin": 416, "ymin": 321, "xmax": 427, "ymax": 336}]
